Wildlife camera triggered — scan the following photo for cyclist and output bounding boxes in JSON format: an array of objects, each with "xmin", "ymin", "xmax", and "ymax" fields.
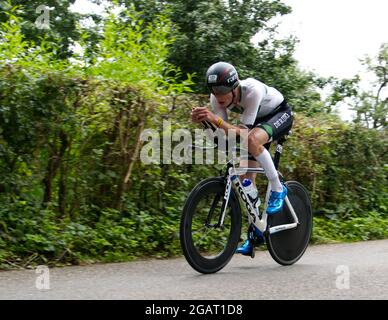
[{"xmin": 191, "ymin": 61, "xmax": 294, "ymax": 256}]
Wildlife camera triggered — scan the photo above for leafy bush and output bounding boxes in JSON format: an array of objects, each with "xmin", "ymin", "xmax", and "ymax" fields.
[{"xmin": 282, "ymin": 113, "xmax": 387, "ymax": 218}]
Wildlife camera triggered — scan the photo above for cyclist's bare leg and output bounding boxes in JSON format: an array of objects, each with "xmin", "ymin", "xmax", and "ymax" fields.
[{"xmin": 246, "ymin": 128, "xmax": 270, "ymax": 157}]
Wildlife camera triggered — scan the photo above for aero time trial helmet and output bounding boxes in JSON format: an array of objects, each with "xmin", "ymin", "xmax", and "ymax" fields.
[{"xmin": 205, "ymin": 62, "xmax": 239, "ymax": 95}]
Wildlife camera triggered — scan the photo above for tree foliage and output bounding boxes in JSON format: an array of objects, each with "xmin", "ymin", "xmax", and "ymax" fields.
[
  {"xmin": 353, "ymin": 43, "xmax": 388, "ymax": 129},
  {"xmin": 0, "ymin": 0, "xmax": 86, "ymax": 59}
]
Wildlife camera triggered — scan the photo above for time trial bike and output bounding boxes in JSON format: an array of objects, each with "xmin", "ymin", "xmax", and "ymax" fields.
[{"xmin": 180, "ymin": 126, "xmax": 313, "ymax": 274}]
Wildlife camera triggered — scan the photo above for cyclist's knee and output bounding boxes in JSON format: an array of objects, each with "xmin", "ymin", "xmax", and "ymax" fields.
[{"xmin": 247, "ymin": 128, "xmax": 268, "ymax": 155}]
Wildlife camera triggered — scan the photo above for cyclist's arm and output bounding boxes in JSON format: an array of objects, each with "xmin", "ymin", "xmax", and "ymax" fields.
[
  {"xmin": 193, "ymin": 106, "xmax": 246, "ymax": 136},
  {"xmin": 209, "ymin": 95, "xmax": 245, "ymax": 136},
  {"xmin": 215, "ymin": 118, "xmax": 247, "ymax": 136}
]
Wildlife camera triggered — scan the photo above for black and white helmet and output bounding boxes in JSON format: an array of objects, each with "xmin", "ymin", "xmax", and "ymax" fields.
[{"xmin": 205, "ymin": 62, "xmax": 239, "ymax": 95}]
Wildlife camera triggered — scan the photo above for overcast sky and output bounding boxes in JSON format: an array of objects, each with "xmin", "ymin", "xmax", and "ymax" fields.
[
  {"xmin": 276, "ymin": 0, "xmax": 388, "ymax": 120},
  {"xmin": 277, "ymin": 0, "xmax": 388, "ymax": 79}
]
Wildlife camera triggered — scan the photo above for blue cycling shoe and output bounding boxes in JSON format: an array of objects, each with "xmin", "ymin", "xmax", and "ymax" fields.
[
  {"xmin": 266, "ymin": 184, "xmax": 288, "ymax": 215},
  {"xmin": 236, "ymin": 239, "xmax": 254, "ymax": 256},
  {"xmin": 236, "ymin": 225, "xmax": 265, "ymax": 257}
]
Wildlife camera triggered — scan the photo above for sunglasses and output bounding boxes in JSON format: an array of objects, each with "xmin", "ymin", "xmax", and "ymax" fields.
[{"xmin": 210, "ymin": 85, "xmax": 233, "ymax": 95}]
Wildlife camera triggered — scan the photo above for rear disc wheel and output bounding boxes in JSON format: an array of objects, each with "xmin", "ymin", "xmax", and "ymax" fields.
[{"xmin": 266, "ymin": 181, "xmax": 313, "ymax": 265}]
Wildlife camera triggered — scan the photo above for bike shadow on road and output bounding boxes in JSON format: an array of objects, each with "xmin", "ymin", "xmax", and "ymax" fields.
[{"xmin": 183, "ymin": 262, "xmax": 319, "ymax": 279}]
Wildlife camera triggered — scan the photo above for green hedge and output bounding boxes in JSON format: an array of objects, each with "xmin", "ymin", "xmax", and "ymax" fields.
[{"xmin": 281, "ymin": 114, "xmax": 388, "ymax": 244}]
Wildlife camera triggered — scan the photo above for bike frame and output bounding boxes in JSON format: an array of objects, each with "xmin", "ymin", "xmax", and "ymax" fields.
[
  {"xmin": 220, "ymin": 160, "xmax": 299, "ymax": 235},
  {"xmin": 190, "ymin": 122, "xmax": 298, "ymax": 236}
]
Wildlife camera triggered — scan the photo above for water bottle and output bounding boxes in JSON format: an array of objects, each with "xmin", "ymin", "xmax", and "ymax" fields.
[{"xmin": 242, "ymin": 179, "xmax": 260, "ymax": 208}]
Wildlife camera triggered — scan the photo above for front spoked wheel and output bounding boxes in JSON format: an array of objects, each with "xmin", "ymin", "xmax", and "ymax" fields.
[
  {"xmin": 266, "ymin": 181, "xmax": 313, "ymax": 266},
  {"xmin": 180, "ymin": 177, "xmax": 242, "ymax": 274}
]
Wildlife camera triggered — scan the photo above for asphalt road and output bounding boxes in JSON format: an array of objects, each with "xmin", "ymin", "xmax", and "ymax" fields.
[{"xmin": 1, "ymin": 239, "xmax": 388, "ymax": 300}]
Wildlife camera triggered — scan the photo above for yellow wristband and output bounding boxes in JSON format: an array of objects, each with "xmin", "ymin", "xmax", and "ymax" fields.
[{"xmin": 217, "ymin": 117, "xmax": 223, "ymax": 127}]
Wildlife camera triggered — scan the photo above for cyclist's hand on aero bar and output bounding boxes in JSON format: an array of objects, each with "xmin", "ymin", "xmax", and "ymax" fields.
[{"xmin": 191, "ymin": 107, "xmax": 216, "ymax": 124}]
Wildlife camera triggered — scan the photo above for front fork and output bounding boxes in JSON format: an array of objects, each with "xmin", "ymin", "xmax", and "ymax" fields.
[
  {"xmin": 215, "ymin": 175, "xmax": 233, "ymax": 227},
  {"xmin": 205, "ymin": 175, "xmax": 234, "ymax": 229}
]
